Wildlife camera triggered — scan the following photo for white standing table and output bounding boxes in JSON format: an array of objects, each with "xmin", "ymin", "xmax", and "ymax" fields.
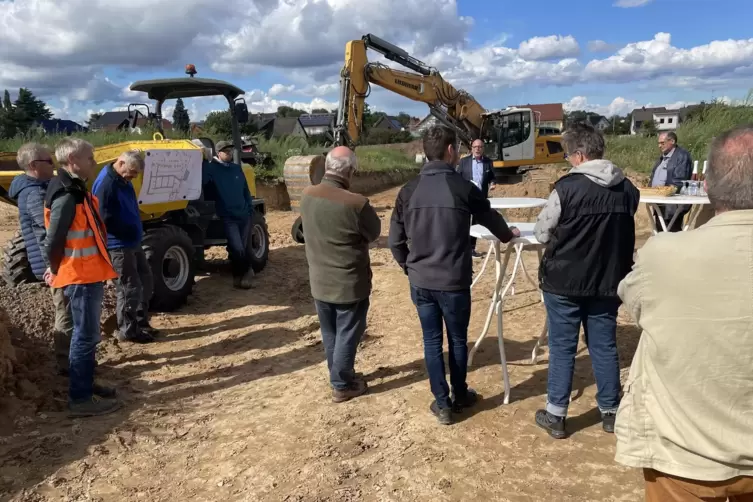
[
  {"xmin": 467, "ymin": 196, "xmax": 549, "ymax": 405},
  {"xmin": 471, "ymin": 197, "xmax": 548, "ymax": 291},
  {"xmin": 641, "ymin": 194, "xmax": 710, "ymax": 234}
]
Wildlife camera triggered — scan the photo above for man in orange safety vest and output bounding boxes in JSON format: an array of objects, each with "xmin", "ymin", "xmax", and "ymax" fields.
[{"xmin": 43, "ymin": 138, "xmax": 120, "ymax": 418}]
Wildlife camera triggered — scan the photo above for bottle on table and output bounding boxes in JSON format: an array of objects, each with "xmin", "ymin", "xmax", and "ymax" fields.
[{"xmin": 691, "ymin": 160, "xmax": 699, "ymax": 181}]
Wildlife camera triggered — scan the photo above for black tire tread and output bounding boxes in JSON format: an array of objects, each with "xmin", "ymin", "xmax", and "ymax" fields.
[
  {"xmin": 247, "ymin": 211, "xmax": 270, "ymax": 273},
  {"xmin": 142, "ymin": 225, "xmax": 195, "ymax": 312},
  {"xmin": 1, "ymin": 230, "xmax": 38, "ymax": 286}
]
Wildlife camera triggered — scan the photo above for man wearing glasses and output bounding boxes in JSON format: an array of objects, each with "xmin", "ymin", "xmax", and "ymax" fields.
[
  {"xmin": 649, "ymin": 131, "xmax": 693, "ymax": 232},
  {"xmin": 533, "ymin": 123, "xmax": 639, "ymax": 439},
  {"xmin": 8, "ymin": 143, "xmax": 73, "ymax": 375},
  {"xmin": 457, "ymin": 139, "xmax": 496, "ymax": 257}
]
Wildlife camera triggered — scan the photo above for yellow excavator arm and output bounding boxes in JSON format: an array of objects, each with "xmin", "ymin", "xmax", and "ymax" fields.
[
  {"xmin": 337, "ymin": 34, "xmax": 486, "ymax": 149},
  {"xmin": 333, "ymin": 34, "xmax": 566, "ymax": 169}
]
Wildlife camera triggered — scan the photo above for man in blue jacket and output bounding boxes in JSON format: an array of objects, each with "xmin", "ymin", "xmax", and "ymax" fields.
[
  {"xmin": 93, "ymin": 150, "xmax": 157, "ymax": 344},
  {"xmin": 9, "ymin": 142, "xmax": 73, "ymax": 373},
  {"xmin": 202, "ymin": 140, "xmax": 255, "ymax": 289}
]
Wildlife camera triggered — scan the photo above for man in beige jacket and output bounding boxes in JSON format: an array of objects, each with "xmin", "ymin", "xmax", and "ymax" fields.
[{"xmin": 615, "ymin": 124, "xmax": 753, "ymax": 501}]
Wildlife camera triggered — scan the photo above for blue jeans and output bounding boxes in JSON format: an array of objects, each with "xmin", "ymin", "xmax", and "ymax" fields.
[
  {"xmin": 223, "ymin": 216, "xmax": 251, "ymax": 278},
  {"xmin": 543, "ymin": 292, "xmax": 621, "ymax": 417},
  {"xmin": 64, "ymin": 282, "xmax": 104, "ymax": 402},
  {"xmin": 410, "ymin": 285, "xmax": 472, "ymax": 410},
  {"xmin": 315, "ymin": 298, "xmax": 369, "ymax": 390}
]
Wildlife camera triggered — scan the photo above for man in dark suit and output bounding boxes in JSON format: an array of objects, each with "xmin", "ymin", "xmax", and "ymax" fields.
[
  {"xmin": 458, "ymin": 139, "xmax": 496, "ymax": 256},
  {"xmin": 649, "ymin": 131, "xmax": 693, "ymax": 232}
]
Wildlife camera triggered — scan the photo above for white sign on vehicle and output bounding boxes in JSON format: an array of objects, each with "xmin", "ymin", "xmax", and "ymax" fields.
[{"xmin": 138, "ymin": 149, "xmax": 203, "ymax": 205}]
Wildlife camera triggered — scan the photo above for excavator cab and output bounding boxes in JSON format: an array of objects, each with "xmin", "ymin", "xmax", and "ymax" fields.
[{"xmin": 481, "ymin": 108, "xmax": 565, "ymax": 177}]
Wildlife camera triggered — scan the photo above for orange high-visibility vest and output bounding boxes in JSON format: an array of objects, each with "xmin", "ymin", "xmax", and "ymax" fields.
[{"xmin": 43, "ymin": 192, "xmax": 117, "ymax": 288}]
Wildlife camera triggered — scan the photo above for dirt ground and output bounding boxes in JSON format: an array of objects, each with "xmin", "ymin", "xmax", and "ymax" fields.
[{"xmin": 0, "ymin": 166, "xmax": 655, "ymax": 502}]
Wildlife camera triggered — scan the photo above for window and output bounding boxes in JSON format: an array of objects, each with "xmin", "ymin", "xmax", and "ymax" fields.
[
  {"xmin": 668, "ymin": 117, "xmax": 673, "ymax": 124},
  {"xmin": 501, "ymin": 112, "xmax": 531, "ymax": 148},
  {"xmin": 660, "ymin": 118, "xmax": 665, "ymax": 124}
]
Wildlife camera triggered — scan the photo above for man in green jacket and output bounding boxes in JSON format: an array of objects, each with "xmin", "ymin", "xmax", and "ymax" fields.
[{"xmin": 300, "ymin": 146, "xmax": 381, "ymax": 403}]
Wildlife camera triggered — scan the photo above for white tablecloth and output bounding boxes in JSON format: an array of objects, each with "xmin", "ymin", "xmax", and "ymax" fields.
[
  {"xmin": 641, "ymin": 194, "xmax": 710, "ymax": 233},
  {"xmin": 488, "ymin": 197, "xmax": 548, "ymax": 210}
]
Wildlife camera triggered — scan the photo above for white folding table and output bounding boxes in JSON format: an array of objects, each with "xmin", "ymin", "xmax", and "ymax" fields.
[
  {"xmin": 471, "ymin": 197, "xmax": 548, "ymax": 291},
  {"xmin": 641, "ymin": 194, "xmax": 710, "ymax": 234},
  {"xmin": 467, "ymin": 222, "xmax": 548, "ymax": 405}
]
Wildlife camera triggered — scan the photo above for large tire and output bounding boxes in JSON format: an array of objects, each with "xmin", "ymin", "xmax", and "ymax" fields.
[
  {"xmin": 1, "ymin": 230, "xmax": 37, "ymax": 286},
  {"xmin": 291, "ymin": 216, "xmax": 305, "ymax": 244},
  {"xmin": 246, "ymin": 210, "xmax": 269, "ymax": 273},
  {"xmin": 142, "ymin": 225, "xmax": 195, "ymax": 312}
]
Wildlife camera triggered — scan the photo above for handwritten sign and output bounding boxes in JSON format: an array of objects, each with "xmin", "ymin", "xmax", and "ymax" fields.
[{"xmin": 138, "ymin": 149, "xmax": 203, "ymax": 205}]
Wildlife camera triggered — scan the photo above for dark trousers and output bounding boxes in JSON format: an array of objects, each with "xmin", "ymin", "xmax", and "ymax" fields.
[
  {"xmin": 543, "ymin": 292, "xmax": 621, "ymax": 417},
  {"xmin": 314, "ymin": 298, "xmax": 370, "ymax": 390},
  {"xmin": 410, "ymin": 285, "xmax": 472, "ymax": 410},
  {"xmin": 110, "ymin": 247, "xmax": 154, "ymax": 340},
  {"xmin": 51, "ymin": 286, "xmax": 74, "ymax": 371},
  {"xmin": 64, "ymin": 282, "xmax": 104, "ymax": 402},
  {"xmin": 223, "ymin": 217, "xmax": 251, "ymax": 278},
  {"xmin": 654, "ymin": 205, "xmax": 688, "ymax": 232},
  {"xmin": 470, "ymin": 215, "xmax": 478, "ymax": 251}
]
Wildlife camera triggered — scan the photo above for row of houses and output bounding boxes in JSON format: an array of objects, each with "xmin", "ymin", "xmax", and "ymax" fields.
[{"xmin": 36, "ymin": 102, "xmax": 702, "ymax": 140}]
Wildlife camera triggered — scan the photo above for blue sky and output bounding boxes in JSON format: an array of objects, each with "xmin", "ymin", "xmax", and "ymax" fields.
[{"xmin": 1, "ymin": 0, "xmax": 752, "ymax": 124}]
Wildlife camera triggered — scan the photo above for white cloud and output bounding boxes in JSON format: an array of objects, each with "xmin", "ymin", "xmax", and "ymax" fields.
[
  {"xmin": 614, "ymin": 0, "xmax": 653, "ymax": 6},
  {"xmin": 244, "ymin": 89, "xmax": 337, "ymax": 114},
  {"xmin": 588, "ymin": 40, "xmax": 617, "ymax": 53},
  {"xmin": 518, "ymin": 35, "xmax": 580, "ymax": 61},
  {"xmin": 585, "ymin": 33, "xmax": 753, "ymax": 84},
  {"xmin": 210, "ymin": 0, "xmax": 472, "ymax": 72},
  {"xmin": 2, "ymin": 0, "xmax": 751, "ymax": 123},
  {"xmin": 267, "ymin": 84, "xmax": 296, "ymax": 97},
  {"xmin": 565, "ymin": 95, "xmax": 699, "ymax": 117}
]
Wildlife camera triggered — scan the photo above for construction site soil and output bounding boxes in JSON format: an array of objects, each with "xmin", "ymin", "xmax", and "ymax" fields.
[{"xmin": 0, "ymin": 165, "xmax": 656, "ymax": 501}]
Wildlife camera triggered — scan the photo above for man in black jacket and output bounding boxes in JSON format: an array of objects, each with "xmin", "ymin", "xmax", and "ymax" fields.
[
  {"xmin": 457, "ymin": 139, "xmax": 496, "ymax": 257},
  {"xmin": 533, "ymin": 122, "xmax": 639, "ymax": 439},
  {"xmin": 388, "ymin": 126, "xmax": 519, "ymax": 425},
  {"xmin": 649, "ymin": 131, "xmax": 693, "ymax": 232}
]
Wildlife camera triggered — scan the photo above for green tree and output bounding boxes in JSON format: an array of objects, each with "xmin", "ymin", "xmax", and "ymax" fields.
[
  {"xmin": 311, "ymin": 108, "xmax": 331, "ymax": 114},
  {"xmin": 640, "ymin": 119, "xmax": 658, "ymax": 137},
  {"xmin": 86, "ymin": 112, "xmax": 103, "ymax": 129},
  {"xmin": 396, "ymin": 112, "xmax": 412, "ymax": 127},
  {"xmin": 3, "ymin": 90, "xmax": 11, "ymax": 111},
  {"xmin": 172, "ymin": 98, "xmax": 191, "ymax": 135},
  {"xmin": 276, "ymin": 105, "xmax": 306, "ymax": 118},
  {"xmin": 13, "ymin": 88, "xmax": 52, "ymax": 133},
  {"xmin": 204, "ymin": 110, "xmax": 233, "ymax": 138}
]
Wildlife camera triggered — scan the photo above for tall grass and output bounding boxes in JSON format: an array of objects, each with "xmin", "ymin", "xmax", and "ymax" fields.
[
  {"xmin": 608, "ymin": 95, "xmax": 753, "ymax": 175},
  {"xmin": 0, "ymin": 129, "xmax": 158, "ymax": 152},
  {"xmin": 0, "ymin": 129, "xmax": 418, "ymax": 181}
]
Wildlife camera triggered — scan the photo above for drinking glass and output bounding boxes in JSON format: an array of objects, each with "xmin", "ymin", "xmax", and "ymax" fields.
[{"xmin": 689, "ymin": 181, "xmax": 699, "ymax": 196}]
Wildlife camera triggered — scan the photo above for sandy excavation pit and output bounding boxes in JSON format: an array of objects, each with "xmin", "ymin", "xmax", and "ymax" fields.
[{"xmin": 0, "ymin": 164, "xmax": 659, "ymax": 501}]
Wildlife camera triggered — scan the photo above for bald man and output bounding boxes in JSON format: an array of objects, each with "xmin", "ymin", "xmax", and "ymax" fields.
[
  {"xmin": 300, "ymin": 146, "xmax": 381, "ymax": 403},
  {"xmin": 458, "ymin": 139, "xmax": 496, "ymax": 257}
]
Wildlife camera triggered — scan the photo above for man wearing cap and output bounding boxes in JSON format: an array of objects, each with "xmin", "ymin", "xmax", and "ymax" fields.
[{"xmin": 202, "ymin": 140, "xmax": 255, "ymax": 289}]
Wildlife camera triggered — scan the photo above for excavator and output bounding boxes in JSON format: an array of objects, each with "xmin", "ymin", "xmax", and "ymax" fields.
[
  {"xmin": 333, "ymin": 34, "xmax": 565, "ymax": 171},
  {"xmin": 284, "ymin": 33, "xmax": 566, "ymax": 242}
]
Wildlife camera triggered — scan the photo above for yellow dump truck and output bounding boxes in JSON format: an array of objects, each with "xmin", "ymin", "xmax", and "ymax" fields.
[{"xmin": 0, "ymin": 75, "xmax": 269, "ymax": 311}]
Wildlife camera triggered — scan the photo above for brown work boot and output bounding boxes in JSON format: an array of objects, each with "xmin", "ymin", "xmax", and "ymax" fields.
[
  {"xmin": 68, "ymin": 395, "xmax": 121, "ymax": 418},
  {"xmin": 332, "ymin": 379, "xmax": 368, "ymax": 403},
  {"xmin": 240, "ymin": 267, "xmax": 255, "ymax": 289}
]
